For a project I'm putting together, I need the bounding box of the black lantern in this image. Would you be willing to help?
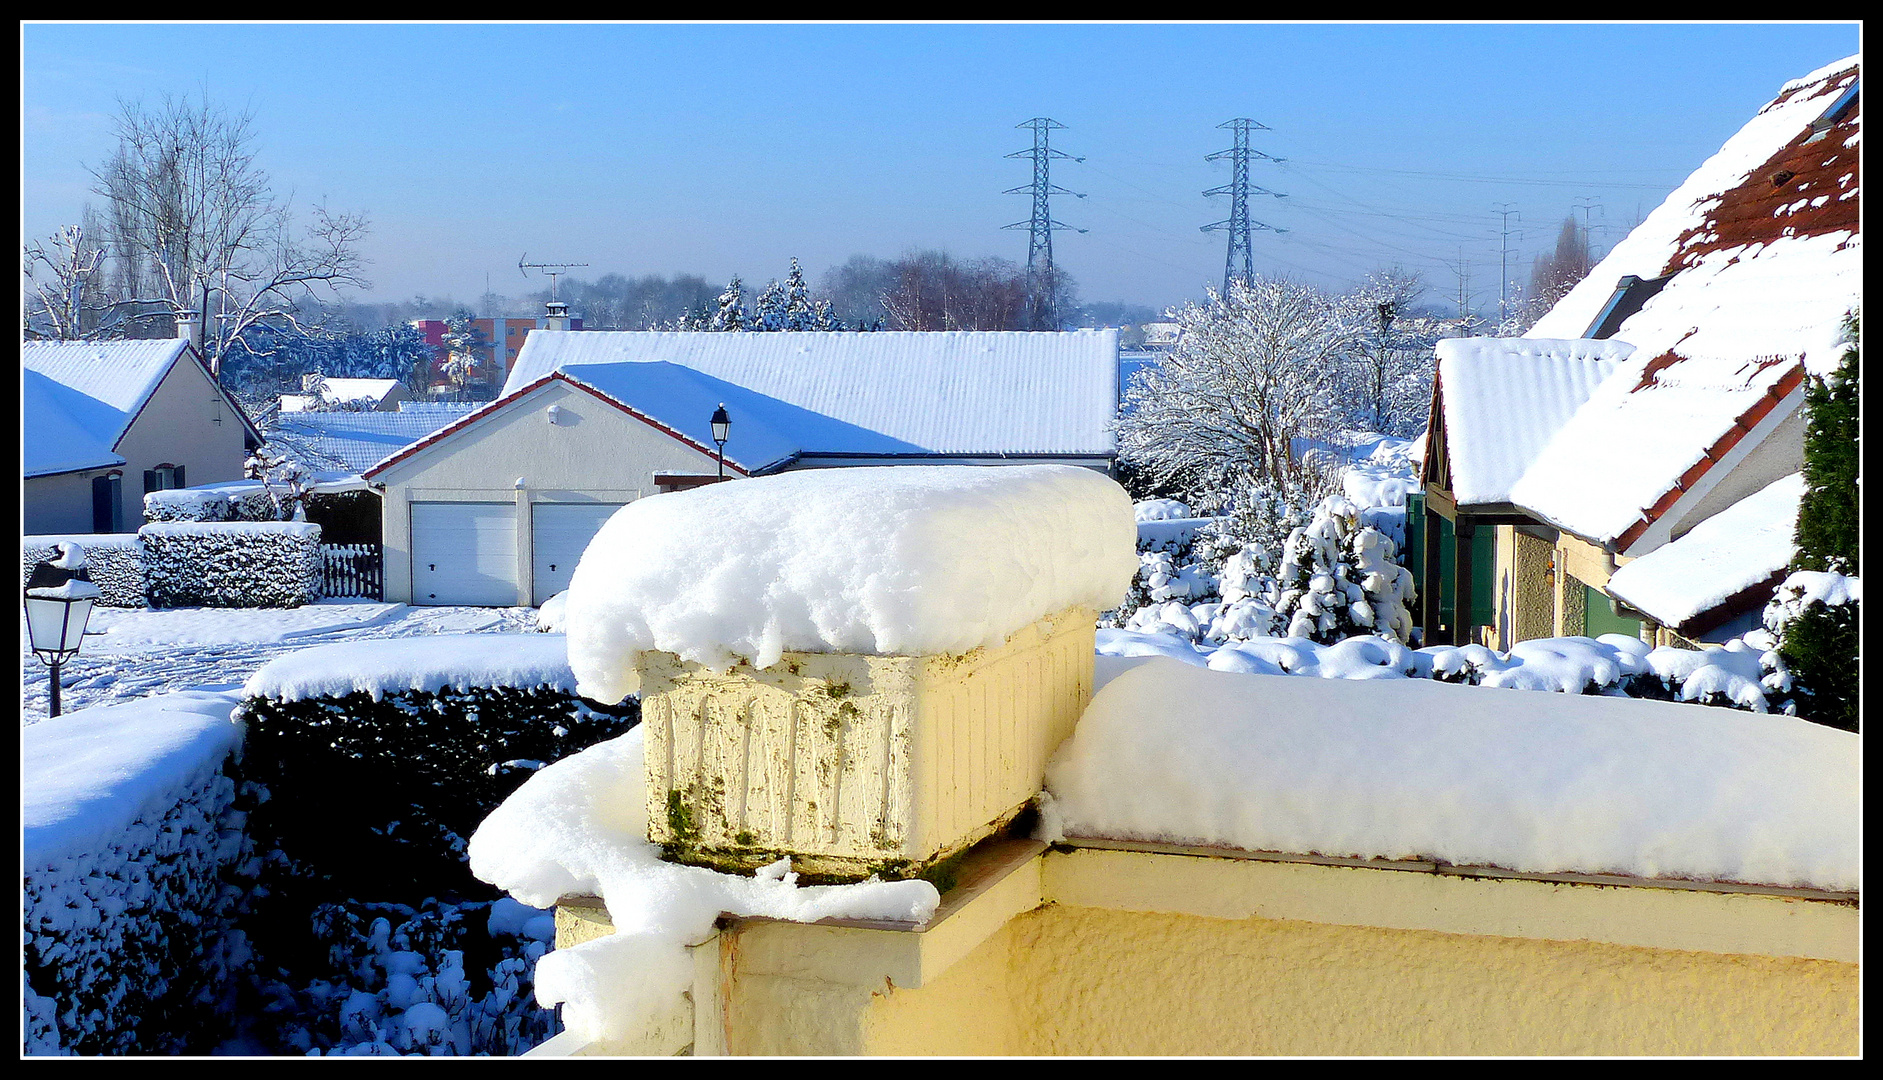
[710,403,731,479]
[24,545,98,717]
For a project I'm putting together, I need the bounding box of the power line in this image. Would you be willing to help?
[1002,117,1086,330]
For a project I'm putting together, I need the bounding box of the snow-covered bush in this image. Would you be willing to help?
[254,897,558,1056]
[23,692,255,1055]
[23,534,145,608]
[1764,571,1859,730]
[1273,496,1414,644]
[139,521,322,608]
[231,637,639,1056]
[143,481,280,524]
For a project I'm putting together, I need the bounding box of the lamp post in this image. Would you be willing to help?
[711,403,731,479]
[24,544,99,717]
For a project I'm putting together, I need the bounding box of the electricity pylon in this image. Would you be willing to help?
[1003,118,1085,330]
[1201,118,1287,295]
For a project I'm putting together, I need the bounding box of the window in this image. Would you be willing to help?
[91,473,123,533]
[144,464,184,493]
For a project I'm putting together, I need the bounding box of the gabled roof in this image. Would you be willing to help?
[269,403,479,474]
[1513,56,1857,551]
[559,362,923,473]
[1604,472,1803,635]
[1430,338,1632,507]
[502,329,1120,456]
[22,337,262,477]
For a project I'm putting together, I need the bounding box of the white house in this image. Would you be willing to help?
[279,377,413,413]
[23,328,262,535]
[361,330,1121,606]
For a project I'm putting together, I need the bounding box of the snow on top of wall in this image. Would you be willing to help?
[469,725,939,1049]
[504,330,1120,456]
[1043,659,1858,892]
[1434,338,1631,505]
[1605,473,1804,629]
[560,361,923,472]
[23,690,244,869]
[140,520,323,538]
[564,465,1137,702]
[243,633,579,702]
[1508,350,1802,548]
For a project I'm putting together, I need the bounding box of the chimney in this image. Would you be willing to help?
[176,309,203,351]
[543,301,572,332]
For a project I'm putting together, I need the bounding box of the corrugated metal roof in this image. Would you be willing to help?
[21,339,192,471]
[268,405,479,473]
[503,330,1120,456]
[1434,338,1631,506]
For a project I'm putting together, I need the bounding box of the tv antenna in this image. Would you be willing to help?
[518,254,589,302]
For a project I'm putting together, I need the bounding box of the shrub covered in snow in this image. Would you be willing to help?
[22,534,146,608]
[23,692,255,1055]
[1273,497,1415,644]
[231,636,639,1056]
[142,481,280,524]
[1766,571,1860,731]
[139,521,323,608]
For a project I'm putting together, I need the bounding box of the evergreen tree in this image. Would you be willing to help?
[809,298,844,332]
[782,258,816,331]
[709,277,748,332]
[1774,311,1860,731]
[1273,496,1416,644]
[753,279,788,331]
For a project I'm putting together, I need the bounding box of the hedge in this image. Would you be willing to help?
[139,521,323,608]
[22,535,146,608]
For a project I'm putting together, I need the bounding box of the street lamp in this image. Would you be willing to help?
[711,403,731,479]
[24,544,99,717]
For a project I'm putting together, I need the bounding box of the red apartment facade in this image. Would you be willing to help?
[410,311,583,399]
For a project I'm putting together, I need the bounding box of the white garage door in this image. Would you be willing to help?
[531,502,626,605]
[411,502,518,606]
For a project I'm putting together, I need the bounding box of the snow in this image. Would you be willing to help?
[1774,570,1861,609]
[1510,351,1804,547]
[27,578,101,600]
[1134,498,1193,522]
[23,339,191,477]
[269,405,478,473]
[1043,658,1858,891]
[22,690,244,869]
[139,520,324,540]
[469,726,940,1049]
[1434,337,1630,505]
[86,600,401,649]
[503,329,1120,457]
[1605,473,1804,628]
[243,633,580,703]
[564,465,1136,702]
[556,362,923,473]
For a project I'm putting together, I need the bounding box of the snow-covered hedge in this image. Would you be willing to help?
[236,635,639,898]
[139,521,322,609]
[143,481,279,524]
[22,534,145,608]
[23,692,254,1055]
[232,636,638,1055]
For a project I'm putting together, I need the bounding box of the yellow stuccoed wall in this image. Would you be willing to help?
[854,902,1857,1056]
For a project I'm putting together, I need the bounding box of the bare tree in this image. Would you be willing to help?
[88,91,369,371]
[21,222,117,340]
[1338,267,1442,438]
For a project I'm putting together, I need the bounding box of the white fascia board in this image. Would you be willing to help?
[1621,388,1805,560]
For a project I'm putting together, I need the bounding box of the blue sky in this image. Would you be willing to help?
[22,22,1861,315]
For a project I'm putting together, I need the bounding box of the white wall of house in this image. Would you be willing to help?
[1660,403,1805,546]
[112,357,252,528]
[371,380,729,605]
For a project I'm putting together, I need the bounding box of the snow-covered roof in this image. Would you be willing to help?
[22,339,193,478]
[503,330,1120,457]
[1045,659,1858,892]
[1432,337,1632,506]
[1605,473,1804,632]
[1515,57,1858,549]
[268,404,479,473]
[559,362,924,473]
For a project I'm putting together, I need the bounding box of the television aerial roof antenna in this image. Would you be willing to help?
[518,254,590,303]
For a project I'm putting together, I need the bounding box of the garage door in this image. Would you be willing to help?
[411,502,518,606]
[531,502,626,605]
